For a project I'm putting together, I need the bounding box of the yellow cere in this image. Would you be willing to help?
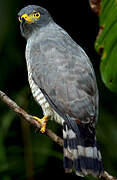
[18,12,40,23]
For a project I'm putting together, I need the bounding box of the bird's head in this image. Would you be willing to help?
[18,5,53,39]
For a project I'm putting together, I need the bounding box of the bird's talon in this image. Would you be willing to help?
[40,122,47,133]
[33,115,48,133]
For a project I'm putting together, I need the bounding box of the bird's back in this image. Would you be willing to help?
[26,21,98,127]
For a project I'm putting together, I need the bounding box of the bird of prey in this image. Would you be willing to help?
[18,5,104,177]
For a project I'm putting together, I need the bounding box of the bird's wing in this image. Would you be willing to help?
[30,31,98,133]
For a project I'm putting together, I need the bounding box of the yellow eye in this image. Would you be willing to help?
[33,12,40,19]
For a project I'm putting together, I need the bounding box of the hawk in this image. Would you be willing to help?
[18,5,104,177]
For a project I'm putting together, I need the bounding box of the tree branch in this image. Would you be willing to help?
[0,90,63,147]
[0,90,116,180]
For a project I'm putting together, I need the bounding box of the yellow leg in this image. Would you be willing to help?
[33,115,48,133]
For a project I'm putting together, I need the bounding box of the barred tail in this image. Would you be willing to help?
[63,122,104,177]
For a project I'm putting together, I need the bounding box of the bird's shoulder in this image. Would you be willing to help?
[27,22,97,97]
[27,22,93,70]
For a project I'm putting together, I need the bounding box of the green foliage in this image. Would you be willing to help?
[95,0,117,93]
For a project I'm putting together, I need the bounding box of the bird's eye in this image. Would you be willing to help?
[33,12,40,19]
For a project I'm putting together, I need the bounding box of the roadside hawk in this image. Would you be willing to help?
[18,5,104,177]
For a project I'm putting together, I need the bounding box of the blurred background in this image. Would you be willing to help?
[0,0,117,180]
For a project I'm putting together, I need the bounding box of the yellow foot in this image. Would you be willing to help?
[33,115,48,133]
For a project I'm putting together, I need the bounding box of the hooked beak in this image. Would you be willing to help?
[18,14,34,23]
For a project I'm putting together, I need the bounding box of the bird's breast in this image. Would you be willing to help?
[25,43,64,125]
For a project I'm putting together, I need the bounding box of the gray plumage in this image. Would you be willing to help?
[18,5,104,177]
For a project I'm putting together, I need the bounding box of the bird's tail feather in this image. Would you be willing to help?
[63,122,104,177]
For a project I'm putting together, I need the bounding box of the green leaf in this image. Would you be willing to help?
[95,0,117,93]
